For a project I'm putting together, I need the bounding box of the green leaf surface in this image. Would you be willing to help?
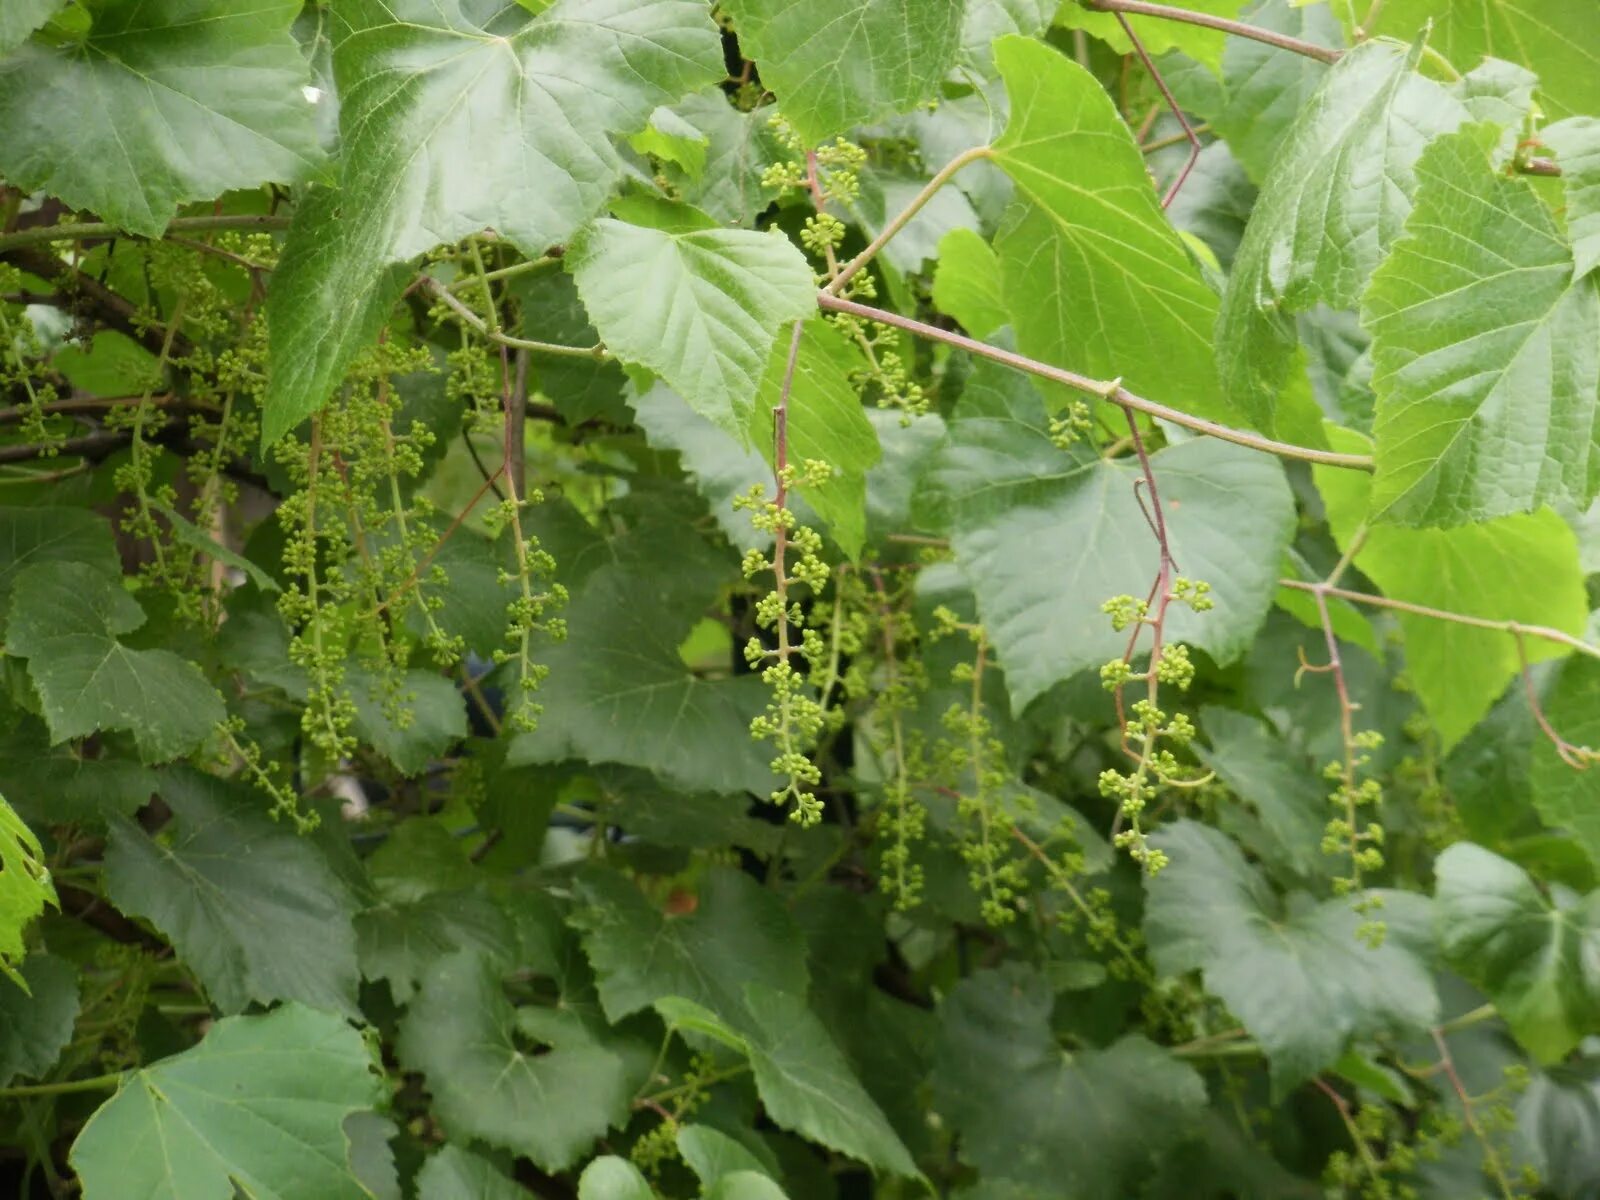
[932,965,1207,1198]
[0,954,76,1086]
[1530,657,1600,872]
[1195,706,1328,880]
[1435,842,1600,1062]
[1056,0,1246,73]
[578,1158,655,1200]
[5,563,225,763]
[104,770,361,1017]
[655,91,787,228]
[960,0,1056,74]
[705,1175,788,1200]
[568,204,815,439]
[719,0,964,145]
[1314,427,1587,748]
[1365,125,1600,526]
[347,666,468,777]
[1145,820,1439,1091]
[1361,0,1600,120]
[0,794,55,985]
[925,359,1295,709]
[1544,117,1600,281]
[0,0,322,237]
[0,507,120,638]
[263,0,722,442]
[0,0,62,53]
[396,949,643,1173]
[1519,1060,1600,1196]
[678,1125,776,1190]
[990,36,1232,424]
[69,1004,381,1200]
[746,319,881,558]
[416,1146,536,1200]
[930,228,1008,339]
[356,887,515,1004]
[1218,40,1467,431]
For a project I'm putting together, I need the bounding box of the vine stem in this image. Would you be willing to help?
[815,292,1373,469]
[424,277,603,359]
[1431,1027,1517,1200]
[0,1073,124,1099]
[1085,0,1343,63]
[1112,12,1201,207]
[826,145,995,294]
[1279,579,1600,663]
[0,214,290,254]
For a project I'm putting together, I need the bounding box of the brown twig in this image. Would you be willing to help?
[1113,12,1201,207]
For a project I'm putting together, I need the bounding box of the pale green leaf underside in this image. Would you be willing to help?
[0,0,322,237]
[1218,40,1467,432]
[720,0,964,145]
[70,1005,379,1200]
[263,0,722,443]
[1146,821,1439,1091]
[416,1145,537,1200]
[991,36,1233,425]
[1367,125,1600,526]
[1435,842,1600,1062]
[569,215,816,440]
[0,796,55,987]
[5,562,224,762]
[105,770,362,1017]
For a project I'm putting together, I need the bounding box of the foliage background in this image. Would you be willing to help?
[1,0,1600,1197]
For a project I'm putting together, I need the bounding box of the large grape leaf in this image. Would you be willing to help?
[1217,40,1467,432]
[104,769,361,1017]
[1365,125,1600,527]
[1543,117,1600,280]
[989,35,1233,424]
[0,508,119,631]
[0,793,54,986]
[931,965,1206,1198]
[69,1004,382,1200]
[1360,0,1600,120]
[719,0,963,146]
[1435,842,1600,1062]
[1194,706,1327,881]
[1530,658,1600,873]
[567,199,815,440]
[5,562,225,763]
[1145,821,1439,1092]
[1314,427,1587,749]
[571,867,915,1176]
[396,949,646,1173]
[0,0,322,238]
[263,0,723,443]
[0,954,76,1086]
[416,1146,536,1200]
[922,359,1295,710]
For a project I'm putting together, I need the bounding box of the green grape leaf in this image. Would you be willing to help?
[396,949,645,1173]
[1218,40,1467,432]
[1207,0,1343,184]
[632,106,710,177]
[104,769,361,1017]
[356,888,516,1005]
[0,507,120,638]
[0,793,55,985]
[1519,1061,1600,1195]
[924,359,1295,710]
[706,1175,789,1200]
[1057,0,1253,73]
[0,0,62,53]
[508,272,629,426]
[506,500,776,796]
[1360,0,1600,120]
[568,202,816,439]
[990,36,1233,424]
[416,1146,537,1200]
[1530,658,1600,872]
[347,666,468,778]
[1434,842,1600,1062]
[932,965,1207,1198]
[1145,821,1440,1092]
[69,1004,382,1200]
[572,867,914,1176]
[746,319,881,559]
[719,0,964,146]
[678,1126,777,1190]
[931,228,1008,339]
[262,0,723,443]
[1314,427,1587,749]
[5,562,225,763]
[0,954,77,1086]
[1195,706,1328,881]
[655,91,787,228]
[960,0,1057,74]
[0,0,322,238]
[578,1158,655,1200]
[1365,125,1600,526]
[1544,117,1600,280]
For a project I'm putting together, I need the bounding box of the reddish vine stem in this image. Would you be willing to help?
[1430,1028,1516,1200]
[1086,0,1343,64]
[1312,586,1367,887]
[1113,12,1202,207]
[771,321,806,668]
[816,292,1374,469]
[1113,409,1176,756]
[1513,628,1597,769]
